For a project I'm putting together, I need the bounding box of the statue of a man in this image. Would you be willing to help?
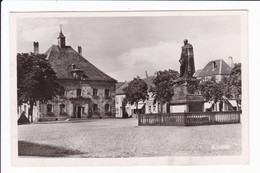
[179,39,195,78]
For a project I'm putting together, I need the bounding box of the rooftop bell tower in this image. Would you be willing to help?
[57,25,66,48]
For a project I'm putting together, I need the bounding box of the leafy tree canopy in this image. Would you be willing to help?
[151,69,179,104]
[123,76,148,105]
[17,53,61,107]
[198,77,226,103]
[225,63,242,110]
[197,63,242,111]
[226,63,241,99]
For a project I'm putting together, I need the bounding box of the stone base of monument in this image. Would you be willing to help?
[169,77,205,112]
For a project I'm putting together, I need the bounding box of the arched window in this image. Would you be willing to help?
[47,104,52,113]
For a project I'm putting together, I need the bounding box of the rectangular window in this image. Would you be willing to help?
[93,104,98,111]
[149,106,152,112]
[105,104,110,112]
[93,88,98,96]
[60,104,65,114]
[61,87,65,96]
[153,105,156,111]
[105,89,109,96]
[47,104,52,113]
[77,89,81,96]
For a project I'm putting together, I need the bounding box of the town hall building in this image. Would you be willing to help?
[22,28,117,121]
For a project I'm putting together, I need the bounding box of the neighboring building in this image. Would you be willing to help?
[193,69,202,78]
[195,59,239,112]
[19,28,117,122]
[203,99,239,112]
[115,82,129,118]
[195,59,231,82]
[115,76,167,118]
[142,76,160,114]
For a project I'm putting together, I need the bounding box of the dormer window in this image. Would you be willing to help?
[71,65,83,80]
[71,64,76,69]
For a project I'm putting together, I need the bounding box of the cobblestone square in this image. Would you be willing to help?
[18,118,241,157]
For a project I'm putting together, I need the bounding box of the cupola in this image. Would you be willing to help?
[57,25,66,48]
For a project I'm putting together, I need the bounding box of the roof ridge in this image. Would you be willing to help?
[46,45,117,82]
[69,47,117,82]
[45,45,54,59]
[197,59,231,77]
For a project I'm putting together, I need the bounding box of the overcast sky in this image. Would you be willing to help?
[17,15,241,82]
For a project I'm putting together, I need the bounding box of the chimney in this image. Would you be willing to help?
[78,46,82,56]
[33,42,39,54]
[145,71,148,78]
[229,56,234,68]
[219,59,223,75]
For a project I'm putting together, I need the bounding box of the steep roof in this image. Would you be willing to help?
[57,32,65,38]
[194,69,202,77]
[197,59,231,77]
[116,76,155,95]
[116,82,125,90]
[45,45,117,82]
[116,81,130,95]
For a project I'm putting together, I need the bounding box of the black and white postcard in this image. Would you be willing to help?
[8,10,248,167]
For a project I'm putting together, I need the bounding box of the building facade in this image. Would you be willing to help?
[195,59,239,112]
[115,76,167,118]
[21,29,117,121]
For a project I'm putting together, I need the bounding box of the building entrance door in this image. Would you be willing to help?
[77,106,82,118]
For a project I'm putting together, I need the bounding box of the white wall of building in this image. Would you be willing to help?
[170,105,187,113]
[115,94,126,118]
[145,92,159,114]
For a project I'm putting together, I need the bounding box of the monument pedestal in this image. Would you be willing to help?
[170,77,204,112]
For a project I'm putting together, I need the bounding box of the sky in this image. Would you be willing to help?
[17,15,241,82]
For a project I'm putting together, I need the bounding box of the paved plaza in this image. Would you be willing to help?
[18,118,241,157]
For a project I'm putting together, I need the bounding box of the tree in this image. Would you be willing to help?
[17,53,61,122]
[151,69,179,113]
[198,77,226,111]
[226,63,242,111]
[123,77,148,116]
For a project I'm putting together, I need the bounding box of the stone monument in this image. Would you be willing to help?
[170,39,204,112]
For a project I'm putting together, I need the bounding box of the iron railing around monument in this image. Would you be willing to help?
[138,111,241,126]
